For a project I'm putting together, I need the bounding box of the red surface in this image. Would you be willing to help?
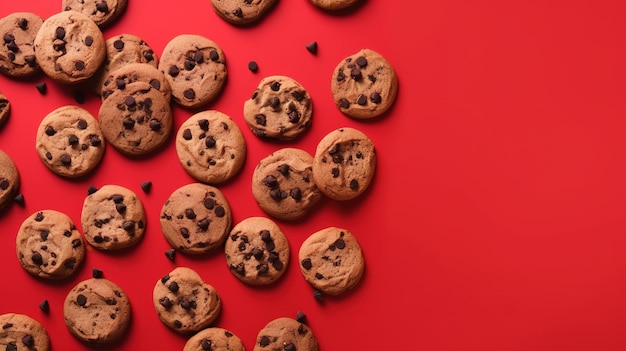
[2,1,626,350]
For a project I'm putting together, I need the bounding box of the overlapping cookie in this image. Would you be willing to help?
[0,313,50,351]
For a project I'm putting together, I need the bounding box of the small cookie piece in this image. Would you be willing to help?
[101,62,170,101]
[98,81,173,156]
[0,149,20,210]
[225,216,290,286]
[210,0,278,26]
[16,210,86,280]
[153,267,222,334]
[243,75,313,141]
[183,327,245,351]
[35,105,105,178]
[0,91,9,127]
[175,110,246,185]
[309,0,361,11]
[81,184,146,251]
[34,11,105,84]
[253,317,318,351]
[61,0,128,28]
[251,148,322,221]
[63,277,131,344]
[0,313,50,351]
[312,127,376,201]
[158,34,227,109]
[160,183,232,255]
[299,227,365,296]
[0,12,43,78]
[331,48,398,119]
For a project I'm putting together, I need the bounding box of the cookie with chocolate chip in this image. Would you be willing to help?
[251,148,322,221]
[253,317,318,351]
[0,91,10,127]
[63,277,131,344]
[225,216,290,286]
[33,10,105,84]
[35,105,105,178]
[210,0,278,26]
[16,209,86,280]
[331,48,398,119]
[0,313,50,351]
[243,75,313,141]
[81,184,146,251]
[158,34,227,109]
[160,183,232,255]
[183,327,245,351]
[175,110,246,185]
[309,0,362,11]
[312,127,376,201]
[101,62,170,101]
[299,227,365,296]
[0,12,43,78]
[153,267,222,334]
[62,0,128,28]
[0,149,20,210]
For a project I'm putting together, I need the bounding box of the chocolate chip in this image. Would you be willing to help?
[351,67,362,80]
[270,81,281,91]
[182,129,192,140]
[306,41,318,54]
[233,7,243,17]
[350,179,359,190]
[39,300,49,313]
[45,126,55,136]
[123,117,135,129]
[290,188,302,201]
[40,230,49,241]
[115,203,126,214]
[168,282,179,292]
[144,50,154,61]
[0,180,8,190]
[87,184,98,195]
[75,60,85,71]
[288,110,300,123]
[96,1,109,12]
[184,59,196,70]
[92,268,103,278]
[301,258,312,270]
[198,218,209,230]
[13,193,25,207]
[200,339,212,350]
[357,94,367,105]
[141,181,152,193]
[296,311,307,324]
[183,89,195,100]
[60,154,72,166]
[356,56,368,67]
[263,175,278,188]
[55,27,65,40]
[72,239,82,248]
[168,65,179,77]
[277,164,290,175]
[338,98,350,108]
[77,119,88,129]
[84,36,93,46]
[5,343,15,351]
[248,61,258,72]
[68,134,79,145]
[215,206,225,217]
[198,119,209,131]
[113,39,124,51]
[31,252,43,265]
[90,135,102,147]
[159,297,173,308]
[255,114,266,126]
[204,135,216,148]
[268,96,280,109]
[332,168,339,177]
[284,343,296,351]
[24,55,36,67]
[180,228,190,238]
[259,336,270,347]
[22,335,34,347]
[164,248,176,261]
[76,294,87,306]
[122,221,135,232]
[313,290,324,302]
[203,198,215,209]
[209,49,219,61]
[149,119,162,131]
[185,209,196,219]
[17,18,28,30]
[371,92,382,104]
[35,82,47,95]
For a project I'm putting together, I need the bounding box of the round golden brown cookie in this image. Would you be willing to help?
[100,62,170,101]
[98,81,173,156]
[63,277,131,345]
[183,327,245,351]
[153,267,222,334]
[253,317,318,351]
[309,0,361,10]
[16,210,85,280]
[158,34,227,109]
[225,216,290,286]
[251,148,322,221]
[0,149,20,210]
[312,127,376,201]
[81,184,146,251]
[331,48,398,119]
[91,34,159,96]
[0,12,43,78]
[33,11,105,85]
[35,105,105,178]
[0,313,50,351]
[0,91,10,128]
[210,0,278,26]
[243,75,313,141]
[298,227,365,296]
[61,0,128,28]
[160,183,232,255]
[175,110,246,185]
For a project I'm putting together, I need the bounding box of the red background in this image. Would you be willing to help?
[2,0,626,350]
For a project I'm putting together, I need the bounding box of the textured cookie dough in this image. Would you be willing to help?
[0,12,43,78]
[33,10,106,84]
[81,184,146,251]
[35,105,105,178]
[62,0,128,28]
[63,277,131,344]
[253,317,318,351]
[0,91,10,127]
[0,149,20,210]
[176,110,246,185]
[312,127,376,201]
[225,216,290,286]
[210,0,278,26]
[160,183,232,255]
[183,327,245,351]
[153,267,222,334]
[16,209,85,280]
[0,313,50,351]
[243,75,313,141]
[331,48,398,119]
[251,148,322,221]
[309,0,361,10]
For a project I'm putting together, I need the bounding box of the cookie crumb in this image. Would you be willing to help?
[305,41,318,55]
[248,61,258,73]
[164,248,176,261]
[38,299,49,313]
[13,193,25,207]
[87,184,98,195]
[140,181,152,194]
[296,311,308,324]
[92,267,104,278]
[35,82,47,95]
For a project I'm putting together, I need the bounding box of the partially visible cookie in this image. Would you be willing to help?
[35,105,105,178]
[16,209,86,280]
[61,0,128,28]
[331,48,398,119]
[309,0,361,11]
[0,91,10,127]
[210,0,278,26]
[251,148,322,221]
[33,11,106,84]
[312,127,376,201]
[81,184,146,251]
[153,267,222,334]
[101,62,170,101]
[175,110,246,185]
[0,313,50,351]
[63,277,132,344]
[0,149,20,210]
[225,216,290,286]
[183,327,245,351]
[298,227,365,296]
[158,34,227,109]
[253,317,318,351]
[243,75,313,141]
[0,12,43,78]
[160,183,232,255]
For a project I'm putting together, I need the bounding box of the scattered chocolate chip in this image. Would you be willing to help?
[13,193,25,207]
[268,96,280,108]
[215,206,225,217]
[44,126,56,136]
[68,134,79,145]
[248,60,258,72]
[164,248,176,261]
[255,114,266,126]
[140,181,152,194]
[39,300,49,313]
[87,184,98,195]
[351,67,362,80]
[92,268,103,278]
[296,311,307,324]
[313,290,324,302]
[115,203,127,214]
[305,41,318,54]
[73,91,85,104]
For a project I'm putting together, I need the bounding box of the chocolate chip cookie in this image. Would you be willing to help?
[309,0,362,11]
[253,317,318,351]
[183,327,245,351]
[0,149,20,210]
[0,91,10,128]
[100,62,170,101]
[0,313,50,351]
[210,0,278,26]
[62,0,128,28]
[0,12,43,78]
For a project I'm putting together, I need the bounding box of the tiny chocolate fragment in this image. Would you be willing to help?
[248,61,258,72]
[87,184,98,195]
[39,299,50,313]
[140,181,152,194]
[13,193,25,207]
[35,82,47,95]
[164,248,176,261]
[92,268,104,278]
[305,41,318,55]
